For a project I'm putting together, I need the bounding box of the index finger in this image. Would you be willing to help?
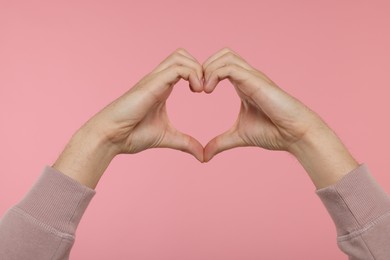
[202,47,241,70]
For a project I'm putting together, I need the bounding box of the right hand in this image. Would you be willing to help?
[80,48,205,162]
[202,48,328,162]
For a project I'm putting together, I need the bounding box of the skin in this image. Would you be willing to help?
[201,48,359,189]
[52,48,359,190]
[52,48,205,188]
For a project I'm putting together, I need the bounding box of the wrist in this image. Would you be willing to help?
[287,122,359,189]
[287,120,332,158]
[77,122,121,158]
[52,125,118,189]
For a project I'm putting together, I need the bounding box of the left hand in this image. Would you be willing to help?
[201,48,326,162]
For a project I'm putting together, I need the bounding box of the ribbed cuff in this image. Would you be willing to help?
[15,165,96,235]
[316,163,390,236]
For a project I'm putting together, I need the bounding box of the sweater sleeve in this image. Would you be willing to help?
[0,165,96,260]
[316,163,390,260]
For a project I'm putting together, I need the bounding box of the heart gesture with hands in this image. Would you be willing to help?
[3,46,376,260]
[54,47,358,189]
[82,47,326,162]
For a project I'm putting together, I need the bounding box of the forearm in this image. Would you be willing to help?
[315,164,390,259]
[288,121,359,189]
[0,122,116,259]
[289,121,390,259]
[0,117,120,260]
[52,122,119,189]
[0,165,96,259]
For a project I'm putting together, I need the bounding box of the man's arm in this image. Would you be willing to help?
[0,48,204,259]
[289,121,390,259]
[0,127,109,260]
[315,163,390,259]
[0,168,96,259]
[201,48,390,259]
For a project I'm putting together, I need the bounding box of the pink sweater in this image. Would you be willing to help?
[0,164,389,259]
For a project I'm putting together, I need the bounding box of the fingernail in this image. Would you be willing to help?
[204,77,209,88]
[197,77,203,88]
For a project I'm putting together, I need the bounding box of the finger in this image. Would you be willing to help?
[176,48,200,63]
[178,49,204,83]
[158,127,204,162]
[202,47,241,70]
[161,64,203,92]
[203,51,255,85]
[203,63,253,94]
[144,64,203,99]
[203,128,245,162]
[151,49,203,84]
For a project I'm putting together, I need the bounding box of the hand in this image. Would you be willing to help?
[53,49,206,188]
[83,48,205,162]
[202,48,358,189]
[202,48,325,162]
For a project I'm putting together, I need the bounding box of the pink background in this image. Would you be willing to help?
[1,0,390,259]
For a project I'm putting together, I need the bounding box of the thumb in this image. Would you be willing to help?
[203,128,245,162]
[158,127,204,163]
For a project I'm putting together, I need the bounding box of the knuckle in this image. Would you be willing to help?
[224,64,240,78]
[224,51,236,59]
[172,66,182,77]
[174,63,184,70]
[164,64,181,77]
[225,63,237,72]
[171,52,183,61]
[222,47,233,53]
[175,47,187,54]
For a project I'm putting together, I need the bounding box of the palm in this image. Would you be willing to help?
[121,102,171,154]
[234,78,321,152]
[92,71,203,162]
[203,78,317,162]
[234,87,286,151]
